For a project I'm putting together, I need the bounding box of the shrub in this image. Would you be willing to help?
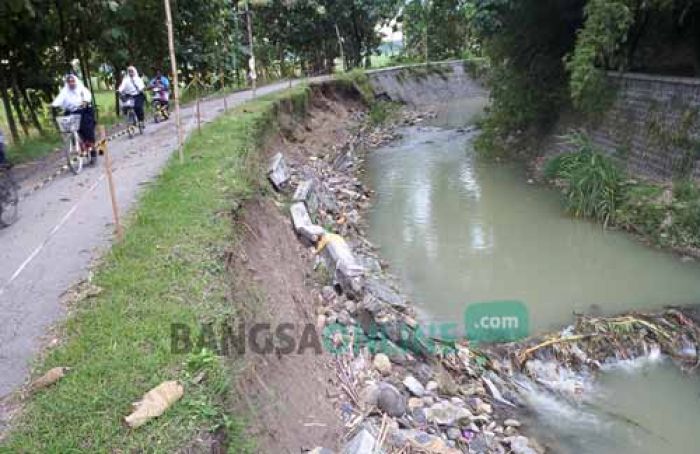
[546,132,623,226]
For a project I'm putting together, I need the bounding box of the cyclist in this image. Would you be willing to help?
[0,129,8,168]
[51,74,96,162]
[118,66,146,128]
[148,68,170,110]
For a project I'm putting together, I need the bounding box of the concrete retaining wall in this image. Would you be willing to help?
[366,60,487,106]
[543,72,700,181]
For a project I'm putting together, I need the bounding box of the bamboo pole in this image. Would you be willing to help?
[221,70,228,111]
[195,76,201,133]
[164,0,184,163]
[245,0,256,97]
[99,126,123,240]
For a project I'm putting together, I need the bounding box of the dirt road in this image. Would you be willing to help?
[0,80,309,398]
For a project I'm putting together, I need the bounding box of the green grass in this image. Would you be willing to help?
[2,84,312,453]
[6,133,61,165]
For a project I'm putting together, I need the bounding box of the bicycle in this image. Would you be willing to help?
[0,166,19,228]
[151,87,170,123]
[56,113,93,174]
[119,93,144,138]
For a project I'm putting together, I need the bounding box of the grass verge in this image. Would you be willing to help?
[2,84,312,452]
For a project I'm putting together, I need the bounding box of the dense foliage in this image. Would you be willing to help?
[468,0,700,154]
[0,0,402,144]
[546,132,700,249]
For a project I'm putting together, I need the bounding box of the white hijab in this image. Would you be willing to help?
[51,74,92,111]
[119,66,146,94]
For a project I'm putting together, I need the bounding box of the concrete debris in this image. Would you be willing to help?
[293,179,319,214]
[268,152,290,190]
[269,105,542,453]
[343,428,384,454]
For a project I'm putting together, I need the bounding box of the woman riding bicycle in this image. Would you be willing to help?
[51,74,96,162]
[118,66,146,128]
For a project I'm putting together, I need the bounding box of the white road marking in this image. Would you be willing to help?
[0,174,105,297]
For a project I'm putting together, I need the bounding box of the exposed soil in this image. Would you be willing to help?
[227,86,365,452]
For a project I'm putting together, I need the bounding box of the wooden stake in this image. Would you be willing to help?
[164,0,184,163]
[195,79,201,133]
[100,126,123,240]
[245,0,256,97]
[221,70,227,111]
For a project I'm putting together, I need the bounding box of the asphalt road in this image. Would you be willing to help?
[0,79,306,398]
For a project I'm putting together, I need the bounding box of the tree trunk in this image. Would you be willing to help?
[1,73,20,143]
[21,88,44,135]
[10,70,30,137]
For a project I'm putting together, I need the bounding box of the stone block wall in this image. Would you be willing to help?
[544,72,700,181]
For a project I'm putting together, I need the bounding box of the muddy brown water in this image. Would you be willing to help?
[366,97,700,453]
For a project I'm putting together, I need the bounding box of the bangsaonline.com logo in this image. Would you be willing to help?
[170,300,529,356]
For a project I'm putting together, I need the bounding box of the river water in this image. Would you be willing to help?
[365,98,700,453]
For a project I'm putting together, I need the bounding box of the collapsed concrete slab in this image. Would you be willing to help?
[289,202,324,243]
[292,179,319,214]
[268,152,290,190]
[317,233,364,299]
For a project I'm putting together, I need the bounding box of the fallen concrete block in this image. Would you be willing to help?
[317,233,364,298]
[292,179,319,214]
[290,202,312,231]
[343,428,384,454]
[365,278,407,310]
[290,202,325,244]
[268,152,289,190]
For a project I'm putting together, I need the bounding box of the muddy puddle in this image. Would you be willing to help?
[365,97,700,453]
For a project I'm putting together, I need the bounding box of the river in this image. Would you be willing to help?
[365,98,700,453]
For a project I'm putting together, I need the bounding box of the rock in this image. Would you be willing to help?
[504,419,521,428]
[377,383,406,417]
[365,278,406,309]
[360,384,381,407]
[343,428,382,454]
[422,396,435,406]
[308,448,334,454]
[293,179,319,214]
[389,429,461,454]
[426,380,439,393]
[425,401,473,426]
[337,310,352,326]
[408,397,423,411]
[373,353,392,375]
[446,427,461,441]
[403,376,426,397]
[268,152,290,190]
[505,436,536,454]
[321,286,337,303]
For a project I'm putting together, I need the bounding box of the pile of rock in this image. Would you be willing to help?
[268,108,541,454]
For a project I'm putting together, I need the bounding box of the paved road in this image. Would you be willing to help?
[0,79,306,398]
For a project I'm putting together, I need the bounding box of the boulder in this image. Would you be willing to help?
[293,179,320,214]
[377,383,406,417]
[318,233,364,298]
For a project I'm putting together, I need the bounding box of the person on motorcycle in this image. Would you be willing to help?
[148,69,170,108]
[118,66,146,127]
[51,73,96,161]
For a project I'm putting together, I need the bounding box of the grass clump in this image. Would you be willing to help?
[2,85,311,453]
[545,131,700,250]
[545,132,623,226]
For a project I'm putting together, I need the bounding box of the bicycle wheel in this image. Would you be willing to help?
[0,173,19,227]
[66,133,84,175]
